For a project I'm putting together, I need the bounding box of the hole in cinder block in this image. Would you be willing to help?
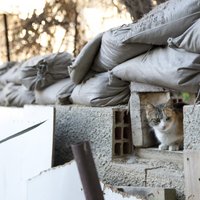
[172,98,183,104]
[115,127,122,140]
[178,99,183,103]
[115,111,122,123]
[123,127,131,139]
[172,99,177,104]
[123,112,130,124]
[123,142,131,154]
[115,143,121,156]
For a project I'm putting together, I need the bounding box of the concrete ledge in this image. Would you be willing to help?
[131,82,169,93]
[135,148,183,165]
[117,186,176,200]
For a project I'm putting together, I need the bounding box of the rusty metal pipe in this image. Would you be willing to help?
[3,14,10,62]
[71,141,104,200]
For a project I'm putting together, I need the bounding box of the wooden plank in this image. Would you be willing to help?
[184,150,200,200]
[0,106,54,200]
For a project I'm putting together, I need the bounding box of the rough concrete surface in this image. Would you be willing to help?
[184,105,200,150]
[106,157,184,200]
[54,105,185,200]
[54,105,115,165]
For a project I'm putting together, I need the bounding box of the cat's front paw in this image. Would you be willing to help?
[169,145,179,151]
[158,144,168,150]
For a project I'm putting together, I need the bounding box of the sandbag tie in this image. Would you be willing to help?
[36,59,49,79]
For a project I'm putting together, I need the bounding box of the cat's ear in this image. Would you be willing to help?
[145,103,155,111]
[165,99,174,108]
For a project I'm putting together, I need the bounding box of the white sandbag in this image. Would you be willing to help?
[70,72,130,107]
[92,0,200,71]
[112,47,200,93]
[168,18,200,53]
[124,0,200,44]
[0,61,17,75]
[68,33,103,84]
[20,52,73,90]
[0,90,6,106]
[92,29,151,72]
[2,83,35,107]
[0,62,22,86]
[35,78,75,105]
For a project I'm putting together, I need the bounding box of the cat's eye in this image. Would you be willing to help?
[166,117,171,121]
[153,118,160,124]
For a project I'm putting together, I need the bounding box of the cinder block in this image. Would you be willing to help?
[107,157,184,200]
[184,105,200,150]
[134,147,183,165]
[131,82,169,93]
[130,83,170,147]
[54,105,132,166]
[112,108,132,158]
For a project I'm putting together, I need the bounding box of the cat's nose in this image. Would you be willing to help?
[161,125,166,130]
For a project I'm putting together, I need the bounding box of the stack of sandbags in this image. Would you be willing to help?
[109,0,200,93]
[0,51,76,106]
[20,52,76,105]
[0,61,17,74]
[0,62,35,107]
[1,83,35,107]
[2,0,200,107]
[68,0,200,104]
[69,0,200,85]
[0,62,22,86]
[20,52,73,90]
[112,47,200,93]
[35,78,75,105]
[68,34,130,107]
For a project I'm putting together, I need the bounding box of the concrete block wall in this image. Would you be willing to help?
[52,86,200,200]
[54,105,114,165]
[54,104,185,200]
[54,105,131,165]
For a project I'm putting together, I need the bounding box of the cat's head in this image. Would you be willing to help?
[145,99,176,132]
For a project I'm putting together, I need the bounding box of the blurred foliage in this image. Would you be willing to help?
[171,91,195,104]
[181,92,192,103]
[2,0,168,62]
[179,92,197,104]
[9,0,84,60]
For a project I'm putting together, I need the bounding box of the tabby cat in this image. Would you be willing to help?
[145,99,184,151]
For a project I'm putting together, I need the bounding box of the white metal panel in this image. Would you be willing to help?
[27,161,142,200]
[0,106,54,200]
